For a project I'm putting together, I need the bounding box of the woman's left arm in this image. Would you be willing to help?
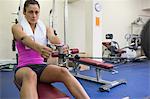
[46,26,61,44]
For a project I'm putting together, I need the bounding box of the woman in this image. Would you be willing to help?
[11,0,90,99]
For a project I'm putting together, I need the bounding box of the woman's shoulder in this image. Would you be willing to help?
[12,23,22,30]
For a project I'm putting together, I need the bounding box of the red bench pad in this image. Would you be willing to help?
[70,58,114,69]
[14,80,70,99]
[38,82,70,99]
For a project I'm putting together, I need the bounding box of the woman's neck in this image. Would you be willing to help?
[29,23,36,33]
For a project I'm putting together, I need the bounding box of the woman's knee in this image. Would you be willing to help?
[22,69,37,82]
[15,68,37,86]
[60,67,71,77]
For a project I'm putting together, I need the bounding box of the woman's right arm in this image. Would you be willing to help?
[11,24,52,59]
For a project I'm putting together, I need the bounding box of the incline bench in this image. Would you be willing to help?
[69,57,127,92]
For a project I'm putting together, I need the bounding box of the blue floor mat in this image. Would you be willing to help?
[0,60,150,99]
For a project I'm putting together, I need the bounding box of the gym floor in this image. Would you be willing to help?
[0,60,150,99]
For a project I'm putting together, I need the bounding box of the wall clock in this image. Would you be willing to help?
[95,2,101,12]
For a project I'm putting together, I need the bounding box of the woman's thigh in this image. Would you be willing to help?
[40,65,69,83]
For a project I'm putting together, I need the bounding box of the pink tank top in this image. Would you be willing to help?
[16,41,44,67]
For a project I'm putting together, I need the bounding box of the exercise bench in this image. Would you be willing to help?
[69,57,127,92]
[51,46,127,92]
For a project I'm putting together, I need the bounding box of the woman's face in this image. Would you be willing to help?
[24,4,40,25]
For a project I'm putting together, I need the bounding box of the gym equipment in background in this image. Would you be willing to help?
[125,34,141,50]
[102,34,127,63]
[141,19,150,59]
[49,0,57,36]
[51,45,127,92]
[0,60,16,72]
[102,33,147,63]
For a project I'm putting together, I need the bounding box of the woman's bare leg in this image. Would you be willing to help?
[15,67,38,99]
[40,65,90,99]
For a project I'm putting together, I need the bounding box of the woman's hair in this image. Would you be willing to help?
[23,0,40,12]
